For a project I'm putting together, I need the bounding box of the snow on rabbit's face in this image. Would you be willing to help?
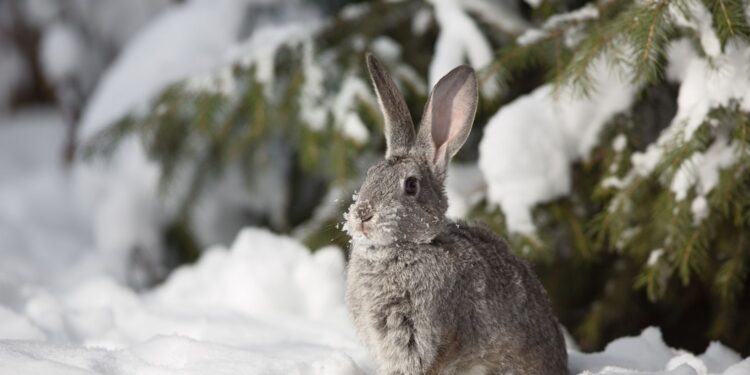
[344,156,446,246]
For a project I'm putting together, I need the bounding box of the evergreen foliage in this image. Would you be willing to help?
[85,0,750,355]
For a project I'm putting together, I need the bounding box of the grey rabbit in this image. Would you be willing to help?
[344,54,568,375]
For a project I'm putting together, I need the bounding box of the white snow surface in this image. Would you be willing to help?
[670,135,737,201]
[478,59,637,233]
[0,109,101,288]
[428,0,494,88]
[518,3,599,46]
[445,163,486,219]
[2,227,749,374]
[39,22,86,82]
[0,107,166,289]
[669,0,721,58]
[79,0,319,141]
[669,39,750,143]
[0,228,369,375]
[332,76,377,143]
[78,0,250,141]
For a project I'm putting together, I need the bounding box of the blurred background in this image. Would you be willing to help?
[1,0,749,358]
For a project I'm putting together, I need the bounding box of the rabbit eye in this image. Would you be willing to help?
[404,176,419,196]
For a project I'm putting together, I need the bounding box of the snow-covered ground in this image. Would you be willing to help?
[0,108,105,290]
[1,223,748,374]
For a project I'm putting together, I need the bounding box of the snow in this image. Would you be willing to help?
[517,4,599,47]
[701,342,744,373]
[503,5,750,230]
[39,22,85,82]
[2,227,748,374]
[524,0,543,8]
[340,3,370,20]
[370,37,402,63]
[186,20,318,97]
[22,0,172,50]
[428,0,494,88]
[0,110,163,289]
[0,111,746,371]
[20,0,60,28]
[647,249,664,266]
[445,163,486,219]
[612,135,627,152]
[670,136,737,202]
[411,8,433,35]
[518,29,548,45]
[461,0,528,34]
[544,4,599,29]
[74,0,327,146]
[478,58,637,233]
[671,40,750,142]
[25,0,173,109]
[669,0,721,58]
[0,228,369,375]
[3,1,750,373]
[0,108,103,289]
[569,327,747,375]
[234,20,319,89]
[630,37,750,186]
[78,0,249,141]
[332,76,377,143]
[67,0,323,285]
[80,141,166,286]
[299,41,328,131]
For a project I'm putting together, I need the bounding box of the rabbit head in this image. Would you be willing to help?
[345,54,478,246]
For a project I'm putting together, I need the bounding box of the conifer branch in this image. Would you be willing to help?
[716,0,734,35]
[704,0,750,47]
[642,1,669,65]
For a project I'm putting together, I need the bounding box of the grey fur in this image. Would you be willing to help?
[366,53,416,158]
[344,55,568,375]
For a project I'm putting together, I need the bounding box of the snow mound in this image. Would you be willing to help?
[478,59,636,233]
[570,327,748,375]
[78,0,248,141]
[2,228,747,374]
[0,228,369,374]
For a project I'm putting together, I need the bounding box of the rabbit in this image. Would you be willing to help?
[343,53,568,375]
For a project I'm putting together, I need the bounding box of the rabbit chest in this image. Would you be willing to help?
[346,243,462,366]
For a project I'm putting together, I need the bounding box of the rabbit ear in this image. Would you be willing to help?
[366,53,415,158]
[415,65,477,177]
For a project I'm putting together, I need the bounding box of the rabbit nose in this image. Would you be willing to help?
[356,206,373,222]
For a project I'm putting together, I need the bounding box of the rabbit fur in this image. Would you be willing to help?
[343,54,568,375]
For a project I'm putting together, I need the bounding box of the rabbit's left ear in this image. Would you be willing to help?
[366,53,416,158]
[415,65,477,178]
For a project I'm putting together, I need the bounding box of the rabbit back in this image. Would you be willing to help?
[443,222,568,374]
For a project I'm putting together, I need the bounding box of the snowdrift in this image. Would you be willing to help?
[0,228,747,375]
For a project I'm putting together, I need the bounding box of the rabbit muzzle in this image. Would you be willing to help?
[345,201,377,240]
[354,204,374,224]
